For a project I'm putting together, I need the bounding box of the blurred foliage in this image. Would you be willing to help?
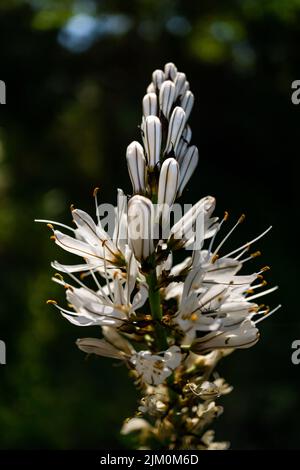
[0,0,299,449]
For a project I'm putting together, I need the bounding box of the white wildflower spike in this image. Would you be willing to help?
[180,91,194,120]
[38,62,279,450]
[164,62,177,80]
[142,93,157,117]
[159,80,176,118]
[142,116,162,169]
[131,346,181,385]
[157,157,179,226]
[152,69,165,90]
[128,195,155,262]
[126,141,146,194]
[177,145,199,196]
[165,106,186,155]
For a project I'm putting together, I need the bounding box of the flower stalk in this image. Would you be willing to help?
[146,267,168,351]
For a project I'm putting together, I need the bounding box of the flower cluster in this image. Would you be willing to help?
[37,62,280,450]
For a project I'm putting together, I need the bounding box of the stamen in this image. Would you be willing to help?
[211,214,246,260]
[255,304,282,324]
[258,266,270,274]
[93,187,101,225]
[245,280,267,294]
[234,245,250,260]
[52,263,103,301]
[246,285,278,301]
[34,219,76,233]
[240,251,261,263]
[102,242,114,301]
[207,211,229,259]
[223,226,272,259]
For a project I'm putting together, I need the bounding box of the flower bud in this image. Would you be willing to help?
[177,145,199,196]
[142,93,157,117]
[76,338,126,360]
[174,72,187,98]
[126,141,146,194]
[128,195,155,261]
[142,116,162,169]
[164,62,177,80]
[176,126,192,161]
[165,106,186,155]
[157,158,179,225]
[159,80,176,118]
[152,69,165,89]
[181,90,194,120]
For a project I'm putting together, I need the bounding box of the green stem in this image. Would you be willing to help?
[146,268,168,351]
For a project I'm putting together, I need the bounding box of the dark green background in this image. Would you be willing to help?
[0,0,298,449]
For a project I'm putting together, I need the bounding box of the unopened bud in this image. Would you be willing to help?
[158,158,179,225]
[142,116,162,169]
[126,141,146,194]
[142,93,157,117]
[152,69,165,90]
[164,62,177,80]
[159,80,176,118]
[180,90,194,120]
[128,195,155,261]
[177,146,199,196]
[165,106,186,154]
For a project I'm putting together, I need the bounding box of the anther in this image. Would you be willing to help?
[251,251,261,258]
[93,187,100,198]
[46,299,57,305]
[224,211,229,221]
[260,266,271,272]
[211,254,219,264]
[239,214,246,223]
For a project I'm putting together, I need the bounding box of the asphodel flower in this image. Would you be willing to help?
[37,62,280,451]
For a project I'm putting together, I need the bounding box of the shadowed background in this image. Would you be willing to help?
[0,0,298,449]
